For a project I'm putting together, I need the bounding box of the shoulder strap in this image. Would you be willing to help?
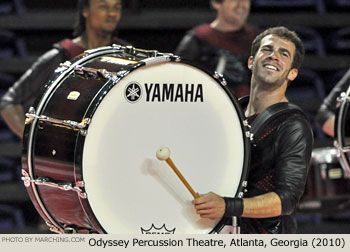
[250,102,307,140]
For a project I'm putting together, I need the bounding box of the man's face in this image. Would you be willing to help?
[84,0,122,34]
[214,0,251,27]
[248,34,298,87]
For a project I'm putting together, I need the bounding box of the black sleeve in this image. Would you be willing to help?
[315,68,350,127]
[174,30,202,60]
[0,48,65,112]
[273,116,313,215]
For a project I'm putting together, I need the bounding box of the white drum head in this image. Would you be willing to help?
[82,62,246,234]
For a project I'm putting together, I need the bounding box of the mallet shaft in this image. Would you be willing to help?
[166,157,199,199]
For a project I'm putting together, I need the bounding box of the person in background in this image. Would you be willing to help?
[175,0,258,97]
[192,27,313,234]
[315,69,350,137]
[0,0,128,138]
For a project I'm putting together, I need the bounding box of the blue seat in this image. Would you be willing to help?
[0,204,25,230]
[0,0,25,15]
[325,0,350,8]
[0,111,16,141]
[0,29,27,58]
[287,69,327,139]
[308,112,327,140]
[290,26,326,57]
[287,69,326,100]
[252,0,326,14]
[0,72,15,90]
[0,158,19,181]
[327,27,350,53]
[0,73,17,141]
[323,69,348,93]
[333,0,350,6]
[0,131,14,142]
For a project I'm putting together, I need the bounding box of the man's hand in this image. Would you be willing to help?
[0,105,25,139]
[192,192,225,220]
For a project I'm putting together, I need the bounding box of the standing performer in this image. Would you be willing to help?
[0,0,128,138]
[175,0,258,97]
[316,69,350,137]
[192,27,313,233]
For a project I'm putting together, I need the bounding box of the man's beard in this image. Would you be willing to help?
[253,64,290,89]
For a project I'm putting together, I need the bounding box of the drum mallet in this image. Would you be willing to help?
[156,147,199,199]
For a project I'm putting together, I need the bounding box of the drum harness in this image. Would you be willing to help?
[240,96,308,144]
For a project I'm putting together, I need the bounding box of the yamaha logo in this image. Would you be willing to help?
[125,82,142,103]
[125,82,204,103]
[145,83,204,102]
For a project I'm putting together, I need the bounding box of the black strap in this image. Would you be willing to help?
[250,102,307,139]
[238,96,307,142]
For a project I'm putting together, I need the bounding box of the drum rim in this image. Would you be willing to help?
[335,84,350,177]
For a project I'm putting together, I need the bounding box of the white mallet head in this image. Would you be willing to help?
[156,147,170,160]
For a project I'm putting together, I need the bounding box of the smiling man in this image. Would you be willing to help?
[192,27,313,234]
[175,0,258,98]
[0,0,128,138]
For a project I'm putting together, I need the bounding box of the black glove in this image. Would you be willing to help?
[223,197,244,217]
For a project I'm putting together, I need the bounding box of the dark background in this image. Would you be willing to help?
[0,0,350,233]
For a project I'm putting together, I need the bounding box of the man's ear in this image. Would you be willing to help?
[287,68,298,82]
[82,6,89,18]
[247,56,254,70]
[211,1,220,11]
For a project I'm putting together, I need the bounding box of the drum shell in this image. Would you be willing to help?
[22,56,131,232]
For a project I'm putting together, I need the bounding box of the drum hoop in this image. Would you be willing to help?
[74,58,251,233]
[24,45,128,233]
[335,84,350,177]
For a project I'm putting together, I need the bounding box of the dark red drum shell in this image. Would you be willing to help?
[22,53,133,233]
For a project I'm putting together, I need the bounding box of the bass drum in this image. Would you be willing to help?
[335,84,350,178]
[300,147,350,214]
[22,45,250,234]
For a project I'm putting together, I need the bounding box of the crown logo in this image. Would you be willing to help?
[141,224,176,234]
